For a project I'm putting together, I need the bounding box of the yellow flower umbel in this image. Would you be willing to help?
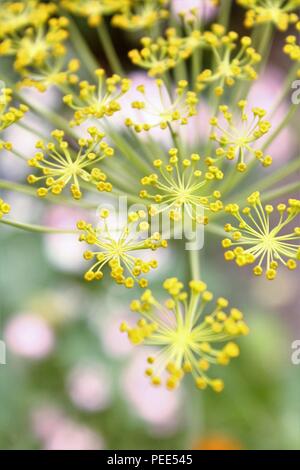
[60,0,125,27]
[237,0,299,31]
[0,198,11,219]
[63,69,131,126]
[0,16,69,73]
[125,79,198,133]
[196,31,261,96]
[111,0,169,31]
[222,192,300,280]
[140,148,224,223]
[0,1,56,40]
[0,87,29,150]
[77,209,167,288]
[209,101,272,172]
[27,127,114,199]
[121,277,249,391]
[19,58,80,92]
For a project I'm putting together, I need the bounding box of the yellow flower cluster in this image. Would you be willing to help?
[196,32,261,96]
[111,0,169,31]
[237,0,299,31]
[63,69,131,126]
[78,209,167,287]
[0,198,11,219]
[27,127,114,199]
[209,101,272,172]
[0,87,28,150]
[60,0,126,27]
[121,278,249,391]
[19,58,80,92]
[283,23,300,77]
[0,1,56,39]
[222,192,300,280]
[0,15,69,73]
[125,79,198,132]
[128,26,203,77]
[140,148,224,223]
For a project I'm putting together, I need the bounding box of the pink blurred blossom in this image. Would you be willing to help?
[32,406,105,450]
[247,66,297,162]
[100,310,134,358]
[4,313,55,359]
[66,362,112,412]
[121,349,182,435]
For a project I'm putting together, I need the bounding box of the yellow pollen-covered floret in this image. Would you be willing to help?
[78,210,167,287]
[27,127,114,199]
[126,79,198,132]
[209,101,272,171]
[237,0,299,31]
[63,68,131,126]
[140,148,224,223]
[223,191,300,279]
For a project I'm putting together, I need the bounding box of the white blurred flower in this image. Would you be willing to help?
[43,206,88,274]
[66,362,112,412]
[121,349,182,435]
[171,0,217,21]
[4,312,55,359]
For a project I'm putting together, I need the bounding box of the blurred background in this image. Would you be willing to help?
[0,0,299,450]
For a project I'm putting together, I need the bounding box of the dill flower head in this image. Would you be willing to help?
[222,192,300,280]
[63,69,131,126]
[209,101,272,172]
[0,87,28,149]
[27,127,114,199]
[77,209,167,288]
[125,79,198,133]
[19,58,80,92]
[111,0,169,31]
[0,16,69,73]
[121,277,249,391]
[140,148,224,223]
[237,0,299,31]
[0,198,11,219]
[196,29,261,96]
[0,1,57,39]
[60,0,125,27]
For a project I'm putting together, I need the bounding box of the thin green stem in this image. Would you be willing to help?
[262,105,297,152]
[189,248,201,280]
[16,93,79,140]
[0,179,97,209]
[97,21,124,75]
[218,0,232,28]
[167,122,185,159]
[0,218,78,234]
[205,222,224,237]
[260,181,300,203]
[270,62,299,117]
[68,17,99,78]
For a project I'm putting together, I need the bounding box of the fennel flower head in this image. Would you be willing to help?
[121,277,249,391]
